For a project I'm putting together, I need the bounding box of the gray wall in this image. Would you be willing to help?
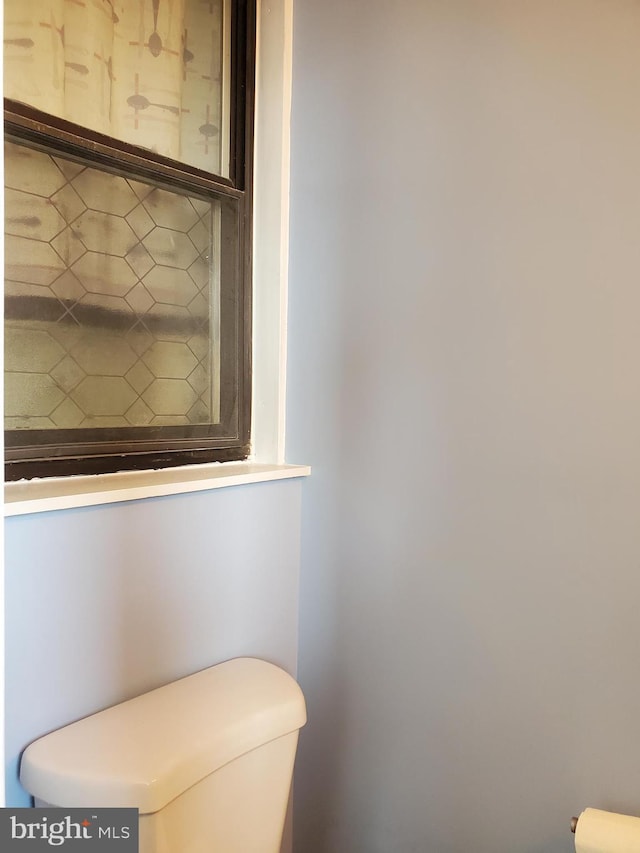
[5,480,302,807]
[287,1,640,851]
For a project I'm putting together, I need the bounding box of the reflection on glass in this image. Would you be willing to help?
[4,141,221,430]
[3,0,230,176]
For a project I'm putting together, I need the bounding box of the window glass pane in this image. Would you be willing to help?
[4,140,222,431]
[3,0,231,177]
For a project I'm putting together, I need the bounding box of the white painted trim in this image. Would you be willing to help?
[4,462,310,517]
[251,0,293,464]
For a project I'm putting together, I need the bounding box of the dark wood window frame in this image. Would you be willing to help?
[4,0,256,481]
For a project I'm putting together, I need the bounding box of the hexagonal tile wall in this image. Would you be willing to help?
[142,227,199,269]
[4,140,221,431]
[142,341,198,379]
[71,170,138,217]
[5,189,66,242]
[71,210,138,257]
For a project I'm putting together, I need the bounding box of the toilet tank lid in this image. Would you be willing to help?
[20,658,306,815]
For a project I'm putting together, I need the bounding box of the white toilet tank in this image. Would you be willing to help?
[20,658,307,853]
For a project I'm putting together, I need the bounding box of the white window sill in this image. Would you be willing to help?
[4,461,311,517]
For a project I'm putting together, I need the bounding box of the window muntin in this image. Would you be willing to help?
[4,0,255,480]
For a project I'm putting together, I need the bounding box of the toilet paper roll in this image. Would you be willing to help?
[575,808,640,853]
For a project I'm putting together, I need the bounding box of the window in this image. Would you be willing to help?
[4,0,255,480]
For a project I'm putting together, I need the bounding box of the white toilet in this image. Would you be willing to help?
[20,657,307,852]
